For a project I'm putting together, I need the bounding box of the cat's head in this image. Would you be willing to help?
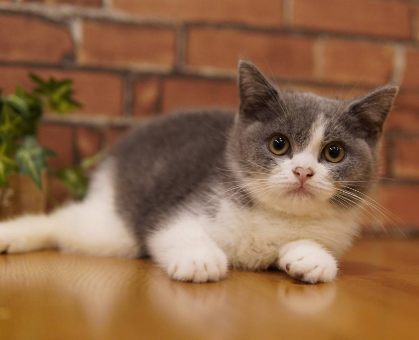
[227,60,397,216]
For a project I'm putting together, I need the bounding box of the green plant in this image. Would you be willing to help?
[0,74,101,201]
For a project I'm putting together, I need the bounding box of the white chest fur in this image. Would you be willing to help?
[205,199,360,270]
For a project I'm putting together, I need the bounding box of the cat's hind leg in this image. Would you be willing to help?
[0,162,141,259]
[147,212,228,283]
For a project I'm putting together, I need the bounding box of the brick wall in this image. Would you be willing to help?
[0,0,419,234]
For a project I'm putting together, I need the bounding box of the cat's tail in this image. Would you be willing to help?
[0,162,141,258]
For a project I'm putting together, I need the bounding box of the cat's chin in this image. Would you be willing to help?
[270,202,334,217]
[254,190,335,217]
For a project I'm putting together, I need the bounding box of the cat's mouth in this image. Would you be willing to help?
[287,186,314,197]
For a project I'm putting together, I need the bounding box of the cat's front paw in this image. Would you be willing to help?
[167,246,228,283]
[0,217,55,254]
[279,240,338,284]
[0,226,33,254]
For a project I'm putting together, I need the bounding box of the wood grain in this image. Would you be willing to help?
[0,239,418,340]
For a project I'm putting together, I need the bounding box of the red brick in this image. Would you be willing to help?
[292,0,410,39]
[378,138,388,178]
[48,177,70,208]
[112,0,282,27]
[25,0,101,6]
[393,138,419,180]
[0,66,124,116]
[402,50,419,88]
[38,124,74,168]
[106,127,128,146]
[0,14,73,63]
[384,108,419,133]
[322,40,394,85]
[289,84,367,100]
[79,21,176,68]
[162,78,238,113]
[133,78,160,117]
[395,93,419,110]
[415,7,419,41]
[187,28,315,79]
[373,184,419,228]
[76,127,102,159]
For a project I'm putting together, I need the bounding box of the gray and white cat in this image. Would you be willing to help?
[0,60,397,284]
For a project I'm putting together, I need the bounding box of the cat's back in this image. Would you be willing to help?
[110,110,234,165]
[109,110,235,232]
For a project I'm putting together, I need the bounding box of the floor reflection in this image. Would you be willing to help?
[145,270,337,339]
[0,253,338,339]
[277,281,336,315]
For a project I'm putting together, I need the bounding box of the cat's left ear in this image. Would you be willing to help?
[238,60,282,120]
[347,85,398,140]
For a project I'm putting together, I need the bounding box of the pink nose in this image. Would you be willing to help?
[293,167,314,186]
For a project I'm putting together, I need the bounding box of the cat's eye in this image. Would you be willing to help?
[269,135,290,155]
[323,143,345,163]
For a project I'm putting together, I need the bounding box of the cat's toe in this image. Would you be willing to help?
[0,238,22,254]
[285,258,337,283]
[0,232,16,254]
[0,239,10,254]
[0,232,26,254]
[279,241,338,283]
[167,247,228,283]
[303,262,337,283]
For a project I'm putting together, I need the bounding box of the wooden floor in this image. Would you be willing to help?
[0,239,418,340]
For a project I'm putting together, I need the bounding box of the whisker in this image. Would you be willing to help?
[335,193,390,238]
[330,196,375,236]
[336,188,404,238]
[341,186,403,224]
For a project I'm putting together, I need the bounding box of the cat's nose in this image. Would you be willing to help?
[293,167,314,185]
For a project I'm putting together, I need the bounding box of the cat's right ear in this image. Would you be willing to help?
[238,60,280,120]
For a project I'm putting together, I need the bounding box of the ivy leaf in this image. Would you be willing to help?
[14,87,43,135]
[53,151,105,200]
[0,140,17,187]
[0,103,24,140]
[54,166,88,200]
[30,73,82,114]
[14,86,43,121]
[0,87,43,139]
[0,160,16,187]
[2,90,42,137]
[1,94,29,116]
[80,149,106,170]
[15,136,56,190]
[29,73,47,88]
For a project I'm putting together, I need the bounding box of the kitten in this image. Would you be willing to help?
[0,60,397,284]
